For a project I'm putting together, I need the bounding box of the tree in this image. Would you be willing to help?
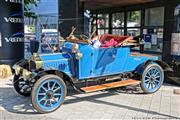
[24,0,40,18]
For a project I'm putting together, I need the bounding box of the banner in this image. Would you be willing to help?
[0,0,24,65]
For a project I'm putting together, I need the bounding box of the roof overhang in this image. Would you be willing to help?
[81,0,156,10]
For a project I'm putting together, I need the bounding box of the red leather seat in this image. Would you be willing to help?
[97,34,130,48]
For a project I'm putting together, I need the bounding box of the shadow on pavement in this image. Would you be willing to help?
[0,83,179,119]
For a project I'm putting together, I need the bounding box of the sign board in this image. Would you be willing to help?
[171,33,180,55]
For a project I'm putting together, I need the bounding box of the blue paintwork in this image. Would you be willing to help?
[36,79,64,111]
[38,41,158,80]
[39,53,74,77]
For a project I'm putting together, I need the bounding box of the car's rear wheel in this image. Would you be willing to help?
[140,63,164,94]
[13,75,31,97]
[31,74,67,113]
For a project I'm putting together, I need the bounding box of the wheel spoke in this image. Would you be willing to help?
[154,79,160,84]
[152,81,157,87]
[148,82,151,89]
[147,71,151,77]
[145,75,150,79]
[52,97,57,103]
[38,92,46,96]
[47,82,50,90]
[49,99,52,107]
[154,69,158,75]
[54,93,61,96]
[41,86,48,92]
[54,87,60,92]
[144,78,150,82]
[147,82,151,89]
[44,100,48,106]
[155,75,160,79]
[151,82,155,89]
[39,96,46,102]
[150,69,153,75]
[152,69,155,74]
[155,72,160,77]
[51,82,57,90]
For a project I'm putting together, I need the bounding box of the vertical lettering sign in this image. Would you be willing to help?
[3,0,24,43]
[5,0,22,4]
[0,0,24,65]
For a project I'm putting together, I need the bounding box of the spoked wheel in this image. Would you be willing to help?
[31,74,67,113]
[141,63,164,94]
[13,75,31,97]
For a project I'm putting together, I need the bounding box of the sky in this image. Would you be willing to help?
[30,0,58,15]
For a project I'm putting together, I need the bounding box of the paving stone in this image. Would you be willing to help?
[0,78,180,120]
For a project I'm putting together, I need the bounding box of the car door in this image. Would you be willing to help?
[92,47,129,77]
[110,47,130,74]
[77,44,94,79]
[92,48,115,76]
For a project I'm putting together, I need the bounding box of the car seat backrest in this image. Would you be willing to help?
[98,34,130,48]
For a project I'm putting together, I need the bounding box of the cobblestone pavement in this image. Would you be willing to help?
[0,76,180,120]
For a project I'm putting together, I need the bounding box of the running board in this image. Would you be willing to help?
[80,79,140,93]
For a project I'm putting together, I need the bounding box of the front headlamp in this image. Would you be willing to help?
[35,61,43,69]
[22,69,31,81]
[72,43,79,53]
[30,53,43,70]
[14,65,22,75]
[29,60,43,70]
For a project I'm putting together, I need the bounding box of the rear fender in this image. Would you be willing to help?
[135,60,173,75]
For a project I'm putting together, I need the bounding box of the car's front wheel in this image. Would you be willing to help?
[31,74,67,113]
[140,63,164,94]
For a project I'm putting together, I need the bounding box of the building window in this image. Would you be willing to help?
[98,29,109,35]
[127,28,140,36]
[143,7,164,53]
[112,29,124,35]
[112,12,124,35]
[143,28,164,52]
[97,14,109,28]
[112,12,124,28]
[145,7,164,26]
[127,10,141,27]
[126,10,141,37]
[97,14,109,34]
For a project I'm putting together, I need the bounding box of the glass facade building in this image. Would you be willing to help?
[89,0,179,61]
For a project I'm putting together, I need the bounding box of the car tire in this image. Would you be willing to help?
[31,74,67,113]
[140,63,164,94]
[13,75,31,97]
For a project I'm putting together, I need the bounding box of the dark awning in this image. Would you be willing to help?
[81,0,156,10]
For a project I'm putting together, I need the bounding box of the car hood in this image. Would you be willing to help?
[39,53,71,61]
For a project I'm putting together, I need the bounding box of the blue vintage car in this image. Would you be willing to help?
[13,32,172,113]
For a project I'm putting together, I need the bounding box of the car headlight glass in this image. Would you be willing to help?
[72,43,79,53]
[29,60,43,70]
[15,66,21,75]
[22,69,31,80]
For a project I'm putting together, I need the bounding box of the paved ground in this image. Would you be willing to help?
[0,76,180,120]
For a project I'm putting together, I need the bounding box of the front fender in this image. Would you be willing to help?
[37,69,74,82]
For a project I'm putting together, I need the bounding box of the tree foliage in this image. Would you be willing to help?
[24,0,39,18]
